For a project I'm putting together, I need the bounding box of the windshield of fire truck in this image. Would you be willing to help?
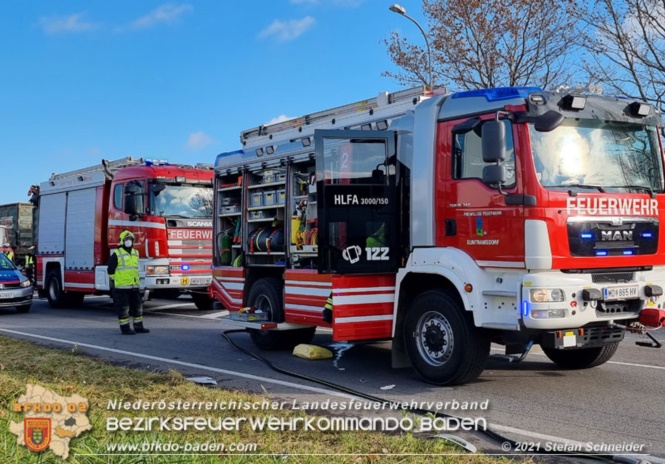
[529,120,664,193]
[150,184,213,218]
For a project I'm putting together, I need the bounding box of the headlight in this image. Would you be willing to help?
[531,308,566,319]
[20,279,32,288]
[530,288,564,303]
[146,266,169,276]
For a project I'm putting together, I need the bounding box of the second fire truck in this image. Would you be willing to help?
[35,157,215,309]
[212,86,665,385]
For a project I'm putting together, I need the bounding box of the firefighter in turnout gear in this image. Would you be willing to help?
[107,230,149,335]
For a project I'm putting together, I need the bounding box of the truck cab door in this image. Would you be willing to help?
[314,130,400,274]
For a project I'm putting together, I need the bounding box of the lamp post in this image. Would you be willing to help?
[389,3,433,91]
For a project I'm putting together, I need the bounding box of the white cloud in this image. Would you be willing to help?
[265,115,295,126]
[186,131,213,150]
[130,3,192,29]
[258,16,315,42]
[39,13,98,35]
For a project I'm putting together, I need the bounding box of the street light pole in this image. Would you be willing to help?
[389,3,433,91]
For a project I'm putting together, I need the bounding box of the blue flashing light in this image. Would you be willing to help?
[595,250,608,256]
[580,233,593,239]
[451,86,542,102]
[522,300,529,317]
[622,250,634,256]
[641,232,653,238]
[145,159,169,166]
[182,264,190,271]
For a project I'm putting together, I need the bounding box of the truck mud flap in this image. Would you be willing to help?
[540,326,625,350]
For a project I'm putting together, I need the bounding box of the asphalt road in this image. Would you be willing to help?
[1,294,664,463]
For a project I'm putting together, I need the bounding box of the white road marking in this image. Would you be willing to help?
[1,327,663,462]
[0,328,358,399]
[490,346,665,370]
[199,310,229,319]
[147,303,195,310]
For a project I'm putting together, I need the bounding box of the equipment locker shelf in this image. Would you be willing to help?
[243,169,287,266]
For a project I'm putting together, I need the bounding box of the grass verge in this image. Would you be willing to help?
[0,335,516,463]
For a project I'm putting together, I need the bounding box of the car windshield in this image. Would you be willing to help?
[529,120,664,193]
[0,253,16,270]
[150,184,213,218]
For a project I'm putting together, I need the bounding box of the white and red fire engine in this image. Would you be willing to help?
[212,86,665,385]
[35,157,215,309]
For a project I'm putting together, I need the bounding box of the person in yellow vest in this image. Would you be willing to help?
[107,230,149,335]
[2,243,15,264]
[25,246,35,285]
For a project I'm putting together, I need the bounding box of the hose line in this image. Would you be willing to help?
[221,329,627,463]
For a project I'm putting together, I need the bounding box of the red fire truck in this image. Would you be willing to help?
[35,157,214,309]
[212,86,665,385]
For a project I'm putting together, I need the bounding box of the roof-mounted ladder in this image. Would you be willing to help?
[240,86,432,150]
[49,157,145,181]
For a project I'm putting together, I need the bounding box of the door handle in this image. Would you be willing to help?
[445,219,456,236]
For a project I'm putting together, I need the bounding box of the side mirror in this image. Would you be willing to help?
[124,195,139,217]
[483,165,506,185]
[124,181,144,217]
[150,183,166,195]
[482,120,506,163]
[534,110,564,132]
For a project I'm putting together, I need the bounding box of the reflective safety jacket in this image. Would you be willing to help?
[110,247,140,289]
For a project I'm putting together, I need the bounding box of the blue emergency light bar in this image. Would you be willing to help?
[451,86,543,102]
[145,159,170,166]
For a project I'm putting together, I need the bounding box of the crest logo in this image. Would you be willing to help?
[24,418,51,453]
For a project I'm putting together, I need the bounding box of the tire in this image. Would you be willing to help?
[290,327,316,346]
[191,292,214,311]
[16,304,31,313]
[46,269,67,308]
[247,277,286,350]
[542,342,619,369]
[65,292,85,308]
[403,290,490,386]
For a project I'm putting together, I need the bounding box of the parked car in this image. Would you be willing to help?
[0,252,32,313]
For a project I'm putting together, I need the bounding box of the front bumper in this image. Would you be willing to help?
[522,268,665,329]
[145,275,212,291]
[0,286,33,308]
[540,325,626,349]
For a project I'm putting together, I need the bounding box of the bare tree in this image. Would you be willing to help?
[576,0,665,106]
[384,0,580,90]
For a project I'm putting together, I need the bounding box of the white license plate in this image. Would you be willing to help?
[603,285,639,301]
[190,278,211,286]
[0,292,15,299]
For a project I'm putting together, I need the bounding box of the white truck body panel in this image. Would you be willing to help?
[64,188,96,270]
[38,193,66,255]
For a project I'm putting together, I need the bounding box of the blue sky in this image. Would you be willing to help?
[0,0,423,205]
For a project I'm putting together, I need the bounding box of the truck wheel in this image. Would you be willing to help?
[46,270,67,308]
[290,327,316,346]
[404,290,490,386]
[65,292,85,308]
[16,304,31,313]
[247,278,286,350]
[542,342,619,369]
[191,292,213,311]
